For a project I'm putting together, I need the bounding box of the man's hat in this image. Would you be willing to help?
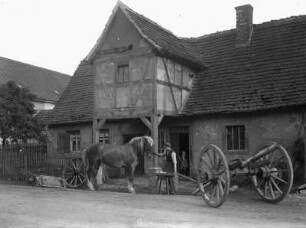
[164,142,171,148]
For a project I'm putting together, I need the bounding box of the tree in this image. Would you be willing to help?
[0,81,45,144]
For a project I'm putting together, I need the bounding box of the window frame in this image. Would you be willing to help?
[226,125,246,153]
[116,64,129,83]
[68,131,81,153]
[99,129,110,144]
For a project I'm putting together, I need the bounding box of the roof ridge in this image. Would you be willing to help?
[183,14,306,41]
[258,14,306,27]
[119,1,179,39]
[0,56,71,77]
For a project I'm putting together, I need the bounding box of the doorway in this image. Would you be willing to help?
[170,128,190,176]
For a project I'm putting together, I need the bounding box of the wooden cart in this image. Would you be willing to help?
[197,142,293,207]
[62,157,87,188]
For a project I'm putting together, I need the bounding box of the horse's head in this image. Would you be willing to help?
[130,136,154,156]
[143,136,154,154]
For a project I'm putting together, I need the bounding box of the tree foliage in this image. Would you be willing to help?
[0,81,45,144]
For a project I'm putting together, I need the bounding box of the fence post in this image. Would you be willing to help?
[25,150,28,180]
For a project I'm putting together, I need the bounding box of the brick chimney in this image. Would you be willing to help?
[235,4,253,47]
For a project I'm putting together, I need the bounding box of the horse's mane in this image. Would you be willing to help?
[128,136,153,154]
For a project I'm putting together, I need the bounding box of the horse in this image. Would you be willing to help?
[84,136,154,193]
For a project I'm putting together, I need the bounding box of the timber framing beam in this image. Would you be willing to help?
[140,117,152,130]
[162,58,179,113]
[140,115,164,131]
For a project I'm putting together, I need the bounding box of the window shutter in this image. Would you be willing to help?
[57,132,70,154]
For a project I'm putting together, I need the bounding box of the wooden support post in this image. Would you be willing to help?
[93,118,106,144]
[151,115,159,167]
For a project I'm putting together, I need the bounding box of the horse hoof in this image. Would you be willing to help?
[87,181,96,191]
[129,189,136,194]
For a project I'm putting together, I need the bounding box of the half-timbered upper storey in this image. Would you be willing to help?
[85,2,204,121]
[50,2,306,125]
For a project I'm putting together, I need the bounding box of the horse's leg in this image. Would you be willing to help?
[126,164,137,194]
[87,162,95,191]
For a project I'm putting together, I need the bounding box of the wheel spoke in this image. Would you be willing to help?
[270,176,283,194]
[209,185,217,203]
[79,173,86,179]
[73,175,78,186]
[200,156,213,170]
[206,150,214,169]
[218,176,226,185]
[68,176,76,185]
[271,175,288,185]
[256,177,264,189]
[270,156,285,167]
[216,183,220,203]
[264,180,268,197]
[77,175,83,184]
[216,169,225,176]
[216,158,222,172]
[64,171,74,176]
[269,169,289,173]
[218,179,224,197]
[268,180,275,199]
[269,151,276,168]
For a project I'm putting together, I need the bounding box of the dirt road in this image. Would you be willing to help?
[0,182,305,228]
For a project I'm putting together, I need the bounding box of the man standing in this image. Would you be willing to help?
[155,142,178,194]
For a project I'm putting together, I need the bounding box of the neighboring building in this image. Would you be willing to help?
[0,56,71,111]
[48,2,306,178]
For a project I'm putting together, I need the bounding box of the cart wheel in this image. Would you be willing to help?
[62,158,87,188]
[197,144,230,208]
[251,142,293,203]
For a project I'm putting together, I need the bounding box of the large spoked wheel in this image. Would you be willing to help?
[197,144,230,208]
[62,158,87,188]
[251,142,293,203]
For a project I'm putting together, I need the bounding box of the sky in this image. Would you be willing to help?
[0,0,306,75]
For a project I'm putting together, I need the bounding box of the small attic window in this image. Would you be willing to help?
[117,64,129,83]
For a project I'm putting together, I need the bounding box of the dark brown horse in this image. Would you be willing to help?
[84,136,154,193]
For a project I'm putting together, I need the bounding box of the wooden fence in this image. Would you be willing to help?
[0,143,68,183]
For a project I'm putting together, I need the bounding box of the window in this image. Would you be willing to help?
[117,65,129,82]
[69,131,80,152]
[99,129,110,143]
[226,125,245,151]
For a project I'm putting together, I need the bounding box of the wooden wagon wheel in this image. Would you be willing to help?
[251,142,293,203]
[62,158,87,188]
[197,144,230,208]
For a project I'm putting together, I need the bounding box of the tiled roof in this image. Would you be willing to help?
[49,61,94,125]
[36,110,53,125]
[182,16,306,115]
[54,3,306,124]
[86,1,204,69]
[0,56,70,103]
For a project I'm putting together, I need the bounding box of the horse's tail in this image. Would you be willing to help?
[82,147,88,167]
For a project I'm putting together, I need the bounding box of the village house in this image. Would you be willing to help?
[0,56,71,144]
[0,56,71,111]
[48,2,306,179]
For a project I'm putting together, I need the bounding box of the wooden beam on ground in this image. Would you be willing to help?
[177,173,197,183]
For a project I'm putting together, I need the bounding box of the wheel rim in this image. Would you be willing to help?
[197,144,230,208]
[62,158,87,188]
[251,142,293,203]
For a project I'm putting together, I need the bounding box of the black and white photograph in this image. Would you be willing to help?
[0,0,306,227]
